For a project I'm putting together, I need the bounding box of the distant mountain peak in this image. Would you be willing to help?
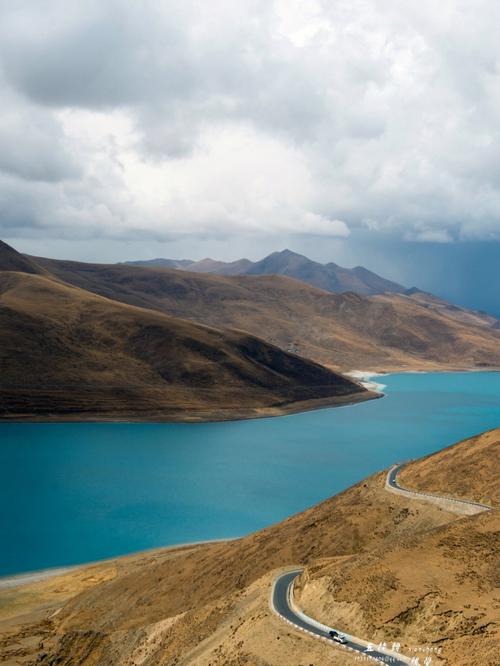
[121,248,407,297]
[244,250,406,296]
[277,248,308,259]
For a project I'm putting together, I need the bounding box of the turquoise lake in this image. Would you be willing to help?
[0,372,499,577]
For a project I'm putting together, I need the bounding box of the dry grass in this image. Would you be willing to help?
[0,271,368,420]
[398,428,500,506]
[0,240,46,275]
[298,429,500,666]
[34,255,500,372]
[298,510,499,666]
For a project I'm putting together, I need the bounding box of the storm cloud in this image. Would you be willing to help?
[1,0,500,242]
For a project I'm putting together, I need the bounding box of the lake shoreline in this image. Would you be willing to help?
[0,387,380,424]
[1,367,498,424]
[2,371,499,581]
[0,538,236,590]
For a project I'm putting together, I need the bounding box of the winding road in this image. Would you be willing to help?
[386,464,492,514]
[272,569,409,664]
[271,462,492,663]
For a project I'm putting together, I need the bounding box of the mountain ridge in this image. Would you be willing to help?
[0,239,47,275]
[0,244,369,421]
[123,248,407,296]
[30,249,500,372]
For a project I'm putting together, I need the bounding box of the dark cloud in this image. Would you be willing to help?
[0,3,193,108]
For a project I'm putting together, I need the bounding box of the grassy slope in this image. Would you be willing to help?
[398,428,499,506]
[298,512,498,666]
[1,430,497,665]
[0,240,47,275]
[0,271,367,420]
[32,255,500,371]
[298,429,499,666]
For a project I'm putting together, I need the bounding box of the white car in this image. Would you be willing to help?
[328,630,347,644]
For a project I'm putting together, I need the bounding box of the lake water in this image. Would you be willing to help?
[0,372,498,577]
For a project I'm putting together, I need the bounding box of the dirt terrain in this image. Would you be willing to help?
[1,429,497,665]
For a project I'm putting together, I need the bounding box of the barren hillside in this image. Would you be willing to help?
[0,271,368,421]
[31,253,500,372]
[0,240,46,275]
[398,428,499,505]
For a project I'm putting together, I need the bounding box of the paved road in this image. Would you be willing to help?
[272,463,491,662]
[386,464,405,489]
[387,464,491,511]
[272,569,409,664]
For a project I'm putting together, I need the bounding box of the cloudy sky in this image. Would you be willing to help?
[1,1,499,312]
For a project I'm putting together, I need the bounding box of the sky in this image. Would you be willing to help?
[0,1,499,314]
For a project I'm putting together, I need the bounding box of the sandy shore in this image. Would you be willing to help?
[346,366,500,392]
[346,370,388,392]
[0,538,237,591]
[0,566,79,591]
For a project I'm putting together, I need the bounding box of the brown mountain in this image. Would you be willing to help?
[32,252,500,371]
[187,256,254,275]
[0,269,368,420]
[125,248,406,295]
[123,257,194,269]
[0,239,46,275]
[244,248,406,295]
[2,429,497,665]
[404,286,499,328]
[123,256,254,275]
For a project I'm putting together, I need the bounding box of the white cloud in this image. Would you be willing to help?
[0,0,499,242]
[406,227,454,243]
